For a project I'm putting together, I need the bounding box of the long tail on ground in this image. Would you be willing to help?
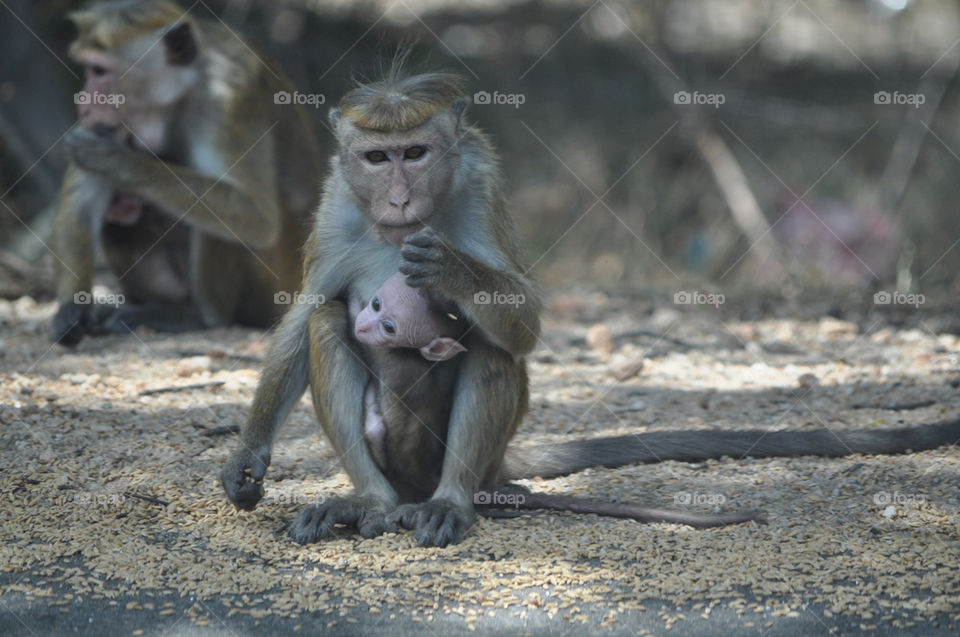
[503,419,960,480]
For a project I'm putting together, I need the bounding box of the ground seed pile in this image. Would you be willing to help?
[2,293,959,633]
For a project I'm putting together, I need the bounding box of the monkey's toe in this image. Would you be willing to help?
[388,500,474,547]
[288,504,336,544]
[288,496,393,544]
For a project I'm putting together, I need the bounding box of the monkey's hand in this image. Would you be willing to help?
[220,446,271,510]
[64,126,133,176]
[288,495,396,543]
[399,227,468,291]
[52,301,93,346]
[387,499,475,547]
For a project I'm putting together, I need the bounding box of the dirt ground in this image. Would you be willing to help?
[1,289,959,636]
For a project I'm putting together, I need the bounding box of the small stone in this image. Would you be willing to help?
[797,373,818,390]
[818,317,857,338]
[610,357,644,381]
[586,324,614,356]
[176,356,212,377]
[882,505,896,518]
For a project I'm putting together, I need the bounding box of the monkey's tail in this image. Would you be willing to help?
[503,490,764,527]
[502,418,960,480]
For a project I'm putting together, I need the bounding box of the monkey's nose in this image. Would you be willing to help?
[389,197,410,208]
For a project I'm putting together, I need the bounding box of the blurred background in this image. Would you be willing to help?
[1,0,958,309]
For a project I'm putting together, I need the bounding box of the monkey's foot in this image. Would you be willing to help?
[52,302,95,346]
[387,499,475,547]
[220,447,270,511]
[288,496,396,544]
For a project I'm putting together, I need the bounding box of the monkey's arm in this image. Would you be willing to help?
[220,301,313,509]
[400,227,541,356]
[64,127,282,249]
[50,163,113,345]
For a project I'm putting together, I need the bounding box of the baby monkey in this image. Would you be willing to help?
[353,272,467,362]
[353,272,467,470]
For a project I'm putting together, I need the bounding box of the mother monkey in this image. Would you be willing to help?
[221,73,542,547]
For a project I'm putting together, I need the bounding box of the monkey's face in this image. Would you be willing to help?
[69,22,200,134]
[354,294,404,348]
[354,273,435,349]
[340,115,460,236]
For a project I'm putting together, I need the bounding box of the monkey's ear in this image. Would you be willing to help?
[164,22,197,66]
[420,338,466,362]
[329,108,342,129]
[452,98,468,133]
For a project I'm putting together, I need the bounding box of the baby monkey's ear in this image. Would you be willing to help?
[420,337,466,361]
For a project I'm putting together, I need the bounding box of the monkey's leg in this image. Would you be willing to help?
[287,302,399,543]
[51,164,112,345]
[221,302,313,510]
[388,345,523,547]
[189,234,247,328]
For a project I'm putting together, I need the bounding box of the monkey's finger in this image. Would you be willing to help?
[231,482,265,511]
[401,276,433,289]
[399,244,442,263]
[402,226,443,245]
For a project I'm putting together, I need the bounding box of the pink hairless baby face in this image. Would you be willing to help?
[354,273,466,361]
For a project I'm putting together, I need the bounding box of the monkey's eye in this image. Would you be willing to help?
[371,296,381,311]
[89,64,108,77]
[382,320,395,335]
[365,151,388,164]
[404,145,427,160]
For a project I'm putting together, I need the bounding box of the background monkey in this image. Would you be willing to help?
[51,0,321,345]
[222,71,960,547]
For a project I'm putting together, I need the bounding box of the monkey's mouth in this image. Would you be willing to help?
[374,220,425,246]
[378,220,424,231]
